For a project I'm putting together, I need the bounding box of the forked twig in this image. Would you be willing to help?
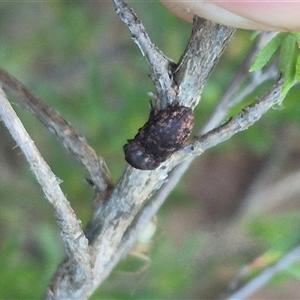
[0,68,113,195]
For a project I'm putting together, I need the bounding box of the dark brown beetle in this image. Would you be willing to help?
[124,104,194,170]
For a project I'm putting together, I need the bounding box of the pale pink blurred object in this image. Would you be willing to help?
[160,0,300,31]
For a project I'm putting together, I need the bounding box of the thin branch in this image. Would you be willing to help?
[182,75,283,159]
[0,67,113,195]
[112,0,174,108]
[0,88,91,285]
[224,245,300,300]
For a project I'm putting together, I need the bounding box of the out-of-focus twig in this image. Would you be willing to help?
[243,171,300,216]
[0,88,92,287]
[224,245,300,300]
[237,124,298,218]
[201,31,278,134]
[0,67,113,195]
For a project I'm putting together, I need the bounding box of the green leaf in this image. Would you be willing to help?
[296,53,300,82]
[279,35,297,73]
[280,35,299,95]
[290,32,300,39]
[250,32,288,72]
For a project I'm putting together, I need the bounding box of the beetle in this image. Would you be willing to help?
[123,104,194,170]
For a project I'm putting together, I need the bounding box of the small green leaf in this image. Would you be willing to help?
[280,35,299,95]
[250,32,288,72]
[279,35,297,73]
[296,54,300,82]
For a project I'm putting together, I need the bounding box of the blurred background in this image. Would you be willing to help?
[1,1,300,299]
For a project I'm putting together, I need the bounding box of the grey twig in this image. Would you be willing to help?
[112,0,174,108]
[112,0,235,110]
[0,67,113,195]
[0,88,92,292]
[43,8,235,298]
[183,75,283,159]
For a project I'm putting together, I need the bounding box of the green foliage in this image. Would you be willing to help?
[250,32,300,97]
[250,33,288,72]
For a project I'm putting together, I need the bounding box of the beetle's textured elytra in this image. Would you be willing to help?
[123,104,194,170]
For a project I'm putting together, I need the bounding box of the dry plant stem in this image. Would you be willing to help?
[0,68,113,195]
[224,245,300,300]
[242,171,300,217]
[114,32,279,265]
[44,13,236,300]
[0,88,91,286]
[85,76,283,299]
[79,10,234,291]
